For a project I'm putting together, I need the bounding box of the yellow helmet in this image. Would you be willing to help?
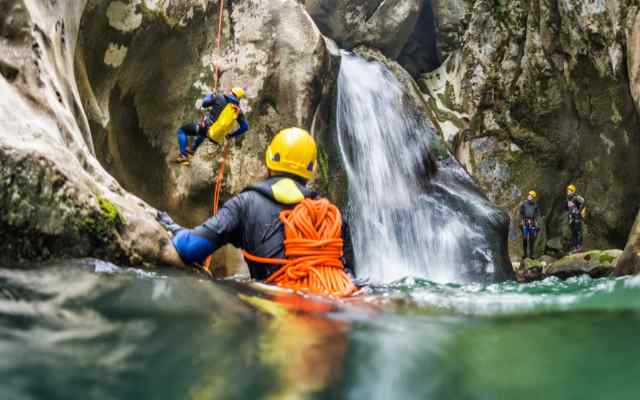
[567,184,577,193]
[265,128,317,180]
[231,87,245,99]
[528,190,537,199]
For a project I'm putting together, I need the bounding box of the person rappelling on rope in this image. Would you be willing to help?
[174,87,249,165]
[519,190,541,259]
[158,128,357,296]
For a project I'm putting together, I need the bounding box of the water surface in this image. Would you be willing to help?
[1,259,638,399]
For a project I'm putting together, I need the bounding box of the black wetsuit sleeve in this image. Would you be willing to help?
[192,194,245,249]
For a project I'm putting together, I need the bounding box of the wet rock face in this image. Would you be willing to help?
[421,0,640,256]
[304,0,443,76]
[616,211,640,275]
[430,0,470,60]
[0,0,177,265]
[303,0,423,59]
[0,0,336,268]
[76,0,336,227]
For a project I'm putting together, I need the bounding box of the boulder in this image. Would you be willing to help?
[303,0,423,59]
[513,258,546,283]
[616,211,640,275]
[545,250,622,279]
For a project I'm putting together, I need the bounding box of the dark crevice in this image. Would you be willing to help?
[397,0,441,76]
[0,60,19,82]
[365,0,386,23]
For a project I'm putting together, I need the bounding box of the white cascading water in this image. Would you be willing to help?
[337,54,505,283]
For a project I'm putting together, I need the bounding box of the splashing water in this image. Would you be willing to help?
[336,54,509,283]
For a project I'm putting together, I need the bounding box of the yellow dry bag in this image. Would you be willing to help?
[208,103,241,144]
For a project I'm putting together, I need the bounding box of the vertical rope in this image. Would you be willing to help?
[203,0,230,273]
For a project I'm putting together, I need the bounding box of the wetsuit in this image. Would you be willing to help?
[567,194,585,251]
[519,200,540,258]
[171,175,354,280]
[177,92,249,156]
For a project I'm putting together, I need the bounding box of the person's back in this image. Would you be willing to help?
[189,175,318,280]
[168,127,354,283]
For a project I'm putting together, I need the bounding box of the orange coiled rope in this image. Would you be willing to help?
[243,199,357,297]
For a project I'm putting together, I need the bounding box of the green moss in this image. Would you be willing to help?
[598,252,616,264]
[441,82,463,113]
[98,197,125,226]
[315,149,331,195]
[80,196,126,240]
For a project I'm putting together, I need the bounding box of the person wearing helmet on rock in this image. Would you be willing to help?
[174,87,249,165]
[566,184,586,253]
[159,127,354,280]
[519,190,541,259]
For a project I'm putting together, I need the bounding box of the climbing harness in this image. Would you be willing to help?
[242,198,357,298]
[203,0,230,273]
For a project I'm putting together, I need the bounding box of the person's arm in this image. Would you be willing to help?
[201,93,222,109]
[171,195,244,265]
[576,195,585,211]
[229,112,249,138]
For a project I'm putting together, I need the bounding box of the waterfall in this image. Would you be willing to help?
[336,53,511,283]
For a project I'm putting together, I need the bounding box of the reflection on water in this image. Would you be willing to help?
[2,259,640,399]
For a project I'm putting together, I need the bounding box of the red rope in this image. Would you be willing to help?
[203,0,228,273]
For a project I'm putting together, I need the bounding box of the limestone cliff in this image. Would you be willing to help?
[419,0,640,257]
[0,0,336,269]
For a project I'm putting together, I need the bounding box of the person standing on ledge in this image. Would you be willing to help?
[519,190,541,259]
[174,87,249,165]
[566,184,586,253]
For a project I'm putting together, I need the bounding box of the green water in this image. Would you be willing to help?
[1,259,639,400]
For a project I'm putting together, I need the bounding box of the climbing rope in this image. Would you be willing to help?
[242,199,357,297]
[203,0,230,273]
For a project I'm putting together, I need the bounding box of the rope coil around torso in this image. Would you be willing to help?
[243,198,357,297]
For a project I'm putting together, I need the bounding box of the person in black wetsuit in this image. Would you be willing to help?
[566,184,586,253]
[519,190,541,259]
[159,127,354,279]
